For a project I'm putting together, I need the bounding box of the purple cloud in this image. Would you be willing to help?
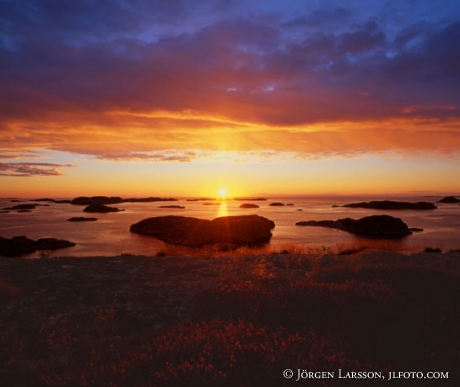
[0,162,74,177]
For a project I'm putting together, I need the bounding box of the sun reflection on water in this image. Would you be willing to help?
[217,200,228,217]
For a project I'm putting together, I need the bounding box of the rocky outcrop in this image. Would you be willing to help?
[296,215,413,238]
[159,205,185,209]
[296,218,356,231]
[239,203,260,209]
[71,196,177,205]
[124,197,178,203]
[130,215,275,247]
[438,196,460,203]
[3,204,38,210]
[67,217,98,222]
[234,198,267,201]
[0,236,76,257]
[338,200,437,210]
[83,204,124,213]
[71,196,123,205]
[33,198,72,203]
[350,215,413,237]
[269,202,285,206]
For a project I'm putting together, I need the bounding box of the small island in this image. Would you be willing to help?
[130,215,275,248]
[296,215,417,238]
[83,204,124,213]
[3,204,40,211]
[239,203,260,209]
[0,236,76,257]
[438,196,460,203]
[67,217,98,222]
[335,200,437,210]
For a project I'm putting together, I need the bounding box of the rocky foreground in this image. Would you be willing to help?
[2,249,459,335]
[1,250,460,386]
[0,254,224,332]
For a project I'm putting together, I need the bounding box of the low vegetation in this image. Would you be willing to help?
[1,247,459,386]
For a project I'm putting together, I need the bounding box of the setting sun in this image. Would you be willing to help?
[219,188,228,197]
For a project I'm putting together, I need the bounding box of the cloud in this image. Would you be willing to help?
[91,150,198,162]
[0,162,74,177]
[0,1,460,163]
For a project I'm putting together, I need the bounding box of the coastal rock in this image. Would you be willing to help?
[130,215,275,247]
[71,196,123,205]
[159,205,185,209]
[296,215,413,238]
[124,197,178,203]
[349,215,413,238]
[339,200,437,210]
[33,198,72,204]
[67,217,98,222]
[36,238,76,250]
[234,197,267,201]
[83,204,124,213]
[239,203,260,209]
[269,202,285,206]
[438,196,460,203]
[0,236,76,257]
[71,196,177,205]
[3,204,38,210]
[296,218,356,231]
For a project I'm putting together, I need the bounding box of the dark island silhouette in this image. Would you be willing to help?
[67,217,98,222]
[30,196,178,205]
[71,196,177,205]
[334,200,436,210]
[438,196,460,203]
[296,215,418,238]
[239,203,260,209]
[0,236,76,257]
[83,204,124,213]
[3,203,49,211]
[130,215,275,248]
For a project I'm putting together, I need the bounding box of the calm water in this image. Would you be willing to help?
[1,196,459,257]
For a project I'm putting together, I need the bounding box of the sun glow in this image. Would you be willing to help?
[219,188,228,197]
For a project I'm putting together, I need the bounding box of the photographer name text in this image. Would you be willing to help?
[282,369,449,381]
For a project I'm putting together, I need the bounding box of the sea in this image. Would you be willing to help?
[1,196,459,258]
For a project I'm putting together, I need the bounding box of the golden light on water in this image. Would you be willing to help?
[217,201,228,217]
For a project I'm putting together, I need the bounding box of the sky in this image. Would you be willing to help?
[1,0,460,198]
